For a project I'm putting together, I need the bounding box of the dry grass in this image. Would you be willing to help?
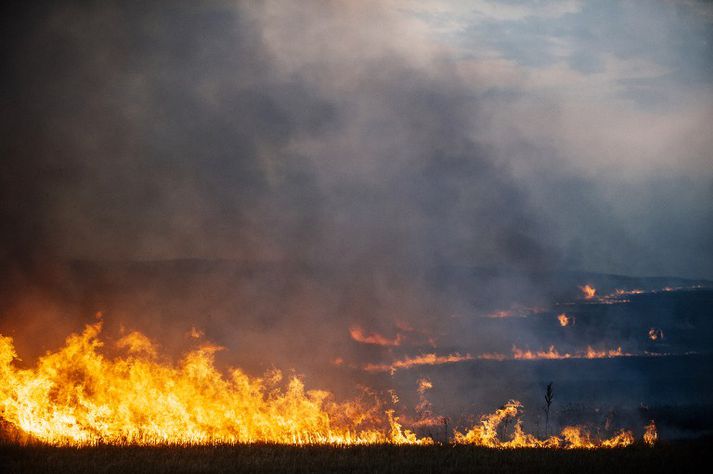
[1,440,711,474]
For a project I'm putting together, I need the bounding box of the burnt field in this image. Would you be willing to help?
[2,441,712,474]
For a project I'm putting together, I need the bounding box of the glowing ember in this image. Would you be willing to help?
[648,328,664,341]
[575,286,703,305]
[580,284,597,300]
[557,313,571,327]
[614,288,644,296]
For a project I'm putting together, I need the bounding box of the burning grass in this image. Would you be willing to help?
[0,323,660,449]
[0,322,420,445]
[0,322,655,449]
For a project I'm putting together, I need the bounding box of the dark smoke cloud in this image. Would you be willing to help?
[0,1,557,301]
[2,1,554,271]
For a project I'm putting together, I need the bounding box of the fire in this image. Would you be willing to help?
[576,286,702,305]
[0,323,430,445]
[614,288,644,297]
[557,313,570,327]
[363,353,474,373]
[648,328,664,341]
[349,326,402,347]
[512,345,565,360]
[511,345,628,360]
[580,284,597,300]
[585,346,626,358]
[0,323,658,448]
[643,420,657,446]
[417,378,433,393]
[412,378,440,428]
[453,400,635,448]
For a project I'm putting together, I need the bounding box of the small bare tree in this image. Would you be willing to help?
[543,382,554,437]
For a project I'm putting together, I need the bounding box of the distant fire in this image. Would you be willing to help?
[363,353,474,374]
[356,345,653,366]
[557,313,571,327]
[594,288,645,304]
[572,285,703,305]
[648,328,664,341]
[349,326,402,347]
[580,284,597,300]
[511,345,628,360]
[614,288,644,297]
[350,344,674,368]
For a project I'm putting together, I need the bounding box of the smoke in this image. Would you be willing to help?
[0,0,557,266]
[1,0,711,428]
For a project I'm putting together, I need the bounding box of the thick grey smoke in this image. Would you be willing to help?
[0,1,554,327]
[1,1,555,269]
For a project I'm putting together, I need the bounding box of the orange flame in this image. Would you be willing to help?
[454,400,635,449]
[580,284,597,300]
[585,346,626,358]
[0,324,657,448]
[417,378,433,393]
[643,420,657,446]
[349,326,402,347]
[363,353,474,374]
[512,345,628,360]
[0,323,432,445]
[557,313,570,327]
[614,288,644,297]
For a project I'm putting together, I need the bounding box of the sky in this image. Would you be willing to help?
[1,0,712,279]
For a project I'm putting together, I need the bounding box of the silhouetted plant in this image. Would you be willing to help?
[544,382,554,437]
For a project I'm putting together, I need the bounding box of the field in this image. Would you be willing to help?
[2,441,712,474]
